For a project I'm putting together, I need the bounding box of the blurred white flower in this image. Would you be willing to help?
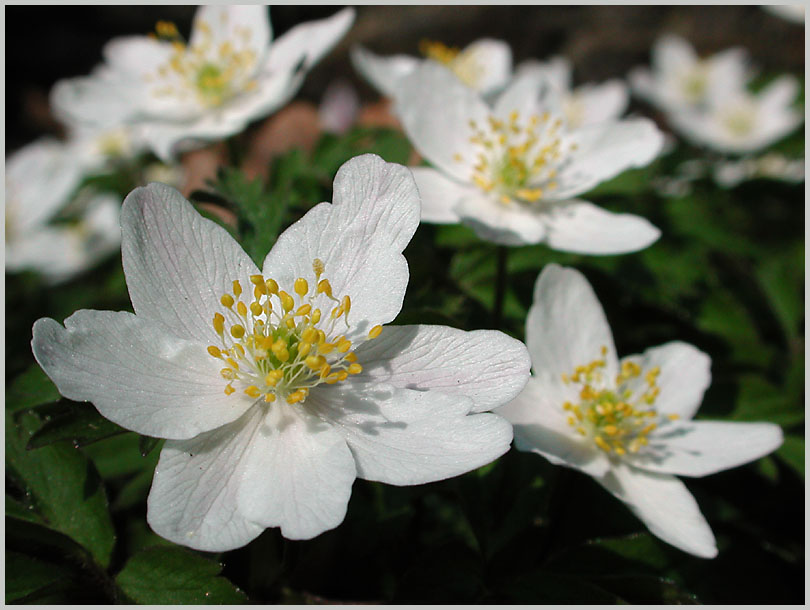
[395,63,663,252]
[6,139,121,283]
[498,264,784,558]
[515,56,629,128]
[713,152,805,187]
[763,4,805,23]
[352,38,512,99]
[51,6,355,161]
[669,76,802,154]
[629,34,750,114]
[32,155,530,551]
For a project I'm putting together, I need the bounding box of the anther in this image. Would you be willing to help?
[230,324,245,338]
[232,280,242,297]
[294,278,309,298]
[368,325,383,339]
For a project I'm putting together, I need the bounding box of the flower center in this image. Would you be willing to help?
[207,259,382,405]
[455,110,577,206]
[561,346,679,456]
[419,39,483,89]
[719,101,756,137]
[679,63,709,104]
[148,18,258,108]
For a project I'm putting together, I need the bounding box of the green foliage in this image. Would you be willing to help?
[116,547,248,604]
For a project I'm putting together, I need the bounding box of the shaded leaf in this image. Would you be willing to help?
[27,400,126,449]
[775,435,804,477]
[6,363,60,413]
[116,546,248,604]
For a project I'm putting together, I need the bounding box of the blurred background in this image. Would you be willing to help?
[6,5,804,151]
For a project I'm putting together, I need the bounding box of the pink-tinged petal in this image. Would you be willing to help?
[121,183,260,345]
[311,384,512,486]
[597,462,718,558]
[409,166,470,223]
[456,193,548,246]
[352,324,531,414]
[620,341,711,421]
[147,406,266,552]
[396,62,490,182]
[236,402,356,540]
[459,38,512,95]
[498,376,610,478]
[350,46,420,99]
[264,8,355,75]
[630,421,783,478]
[550,118,664,200]
[543,199,660,255]
[261,155,419,342]
[526,264,619,383]
[32,311,255,440]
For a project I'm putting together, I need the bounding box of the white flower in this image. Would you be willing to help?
[394,63,663,252]
[713,152,805,187]
[629,34,750,115]
[351,38,512,99]
[51,6,355,161]
[5,139,121,283]
[31,154,531,551]
[668,76,802,154]
[497,264,784,558]
[515,56,629,129]
[763,4,805,24]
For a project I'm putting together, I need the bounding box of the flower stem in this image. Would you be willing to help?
[493,245,508,329]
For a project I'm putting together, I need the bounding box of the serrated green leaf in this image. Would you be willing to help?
[26,400,126,449]
[6,363,61,413]
[6,410,116,568]
[116,546,248,604]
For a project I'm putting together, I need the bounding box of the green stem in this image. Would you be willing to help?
[493,245,508,329]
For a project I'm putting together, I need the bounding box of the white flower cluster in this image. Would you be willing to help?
[25,18,792,562]
[630,34,802,155]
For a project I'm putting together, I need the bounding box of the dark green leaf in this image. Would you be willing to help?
[6,363,60,413]
[116,546,248,604]
[775,435,804,477]
[6,410,116,568]
[27,400,126,449]
[139,434,161,457]
[5,551,75,603]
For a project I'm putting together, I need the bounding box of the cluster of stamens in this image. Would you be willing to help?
[561,346,678,456]
[419,39,483,88]
[207,259,381,406]
[454,110,577,206]
[147,18,258,108]
[719,100,756,137]
[678,61,709,104]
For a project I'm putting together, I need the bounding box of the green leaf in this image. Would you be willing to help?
[139,434,161,457]
[82,432,161,480]
[775,435,804,477]
[116,546,248,604]
[731,374,803,427]
[5,551,75,603]
[497,570,625,604]
[6,363,60,413]
[6,410,116,568]
[754,246,804,343]
[27,400,126,449]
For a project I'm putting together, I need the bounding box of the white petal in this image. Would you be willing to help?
[575,80,629,126]
[759,75,800,111]
[264,8,355,74]
[236,402,356,540]
[396,62,490,182]
[705,48,749,106]
[147,406,266,552]
[492,67,546,122]
[409,166,470,223]
[621,341,711,420]
[597,462,718,558]
[31,310,255,440]
[261,155,419,342]
[50,74,139,130]
[630,421,783,478]
[190,5,271,64]
[350,46,419,99]
[498,376,610,478]
[458,38,512,95]
[550,118,664,200]
[525,264,618,383]
[653,35,697,75]
[543,199,661,255]
[456,193,548,246]
[121,183,260,344]
[352,324,531,414]
[311,384,512,486]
